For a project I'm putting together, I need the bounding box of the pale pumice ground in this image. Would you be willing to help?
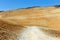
[18,26,60,40]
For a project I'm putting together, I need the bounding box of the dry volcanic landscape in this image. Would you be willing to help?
[0,5,60,40]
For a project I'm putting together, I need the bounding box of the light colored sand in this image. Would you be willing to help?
[18,26,60,40]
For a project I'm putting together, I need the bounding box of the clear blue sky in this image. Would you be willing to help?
[0,0,60,11]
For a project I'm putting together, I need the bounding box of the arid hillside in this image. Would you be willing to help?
[1,5,60,40]
[0,5,60,31]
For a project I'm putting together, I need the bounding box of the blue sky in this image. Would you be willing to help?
[0,0,60,11]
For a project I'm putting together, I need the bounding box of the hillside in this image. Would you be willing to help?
[0,6,60,31]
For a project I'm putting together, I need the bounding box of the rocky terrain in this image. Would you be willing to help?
[0,5,60,40]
